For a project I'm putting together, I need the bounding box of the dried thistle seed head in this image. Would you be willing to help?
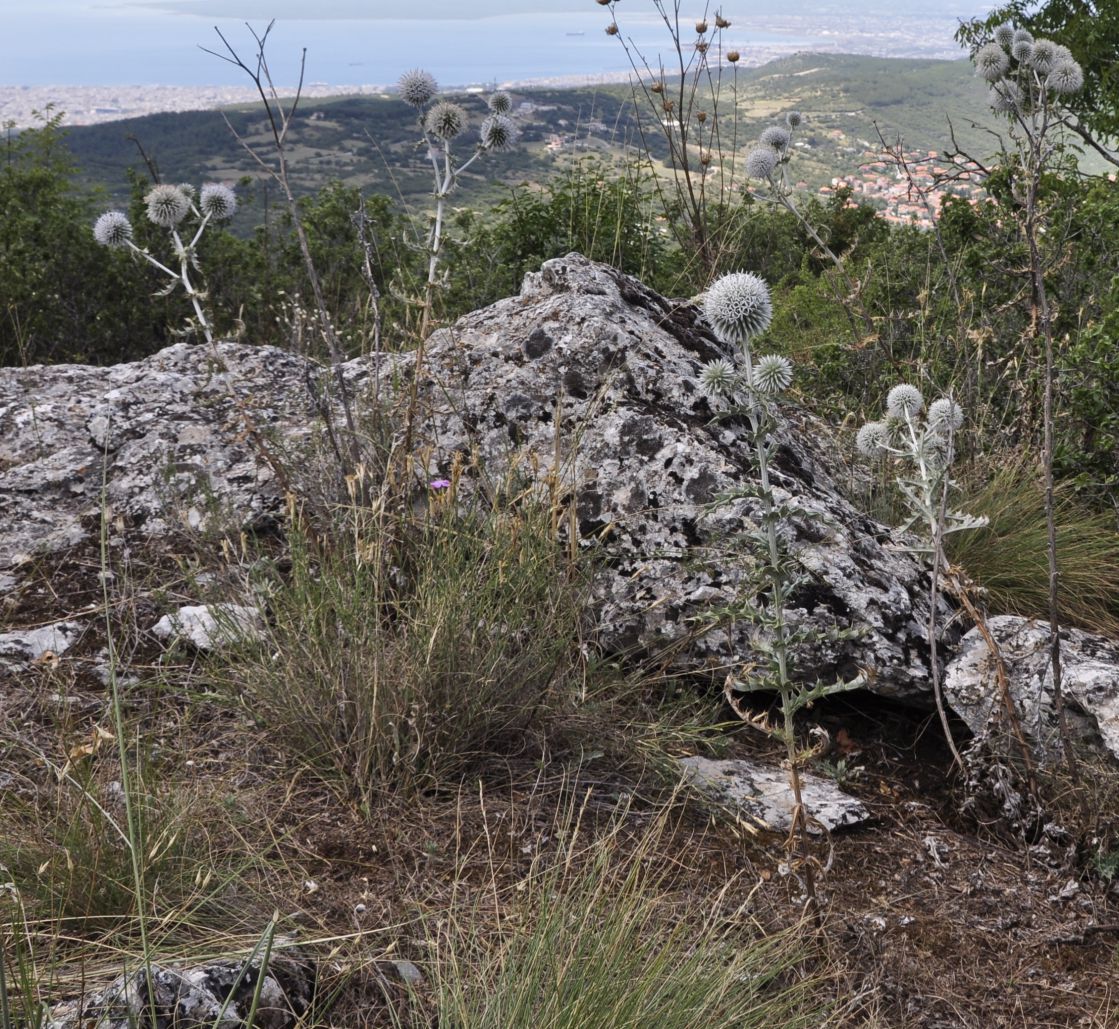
[487,90,513,114]
[200,183,237,220]
[699,357,737,396]
[605,22,619,35]
[993,22,1016,48]
[715,14,730,28]
[480,113,517,150]
[754,354,793,394]
[425,100,467,140]
[596,0,610,5]
[726,49,740,63]
[144,183,190,227]
[1047,60,1085,94]
[697,110,707,123]
[927,397,964,432]
[886,383,925,419]
[93,210,133,248]
[695,20,708,33]
[759,124,791,151]
[975,42,1010,82]
[704,271,773,342]
[398,68,438,108]
[651,81,664,93]
[1029,38,1059,73]
[696,41,709,53]
[785,110,802,128]
[856,421,891,456]
[699,150,712,165]
[745,145,779,179]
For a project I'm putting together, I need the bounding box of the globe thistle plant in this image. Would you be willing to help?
[699,270,864,915]
[94,180,238,344]
[975,42,1010,83]
[397,67,519,337]
[966,22,1086,777]
[856,386,985,768]
[785,110,802,129]
[744,146,779,181]
[759,124,792,152]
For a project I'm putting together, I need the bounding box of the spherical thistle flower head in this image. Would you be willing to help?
[856,420,891,457]
[759,124,792,151]
[1051,43,1075,65]
[200,182,237,220]
[480,113,517,151]
[425,100,467,141]
[704,271,773,342]
[886,383,925,420]
[1013,28,1034,44]
[754,354,793,394]
[699,357,737,397]
[487,89,513,114]
[398,68,438,108]
[975,42,1010,83]
[745,145,779,180]
[1029,38,1059,73]
[993,22,1016,48]
[785,110,802,129]
[93,210,133,248]
[144,183,190,228]
[990,80,1022,115]
[176,182,197,200]
[1011,38,1034,64]
[927,397,964,433]
[1047,60,1085,94]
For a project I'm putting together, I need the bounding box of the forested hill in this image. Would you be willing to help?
[60,53,999,210]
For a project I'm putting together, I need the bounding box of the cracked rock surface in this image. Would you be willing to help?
[944,614,1119,763]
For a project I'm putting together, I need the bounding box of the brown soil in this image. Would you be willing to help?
[2,535,1117,1028]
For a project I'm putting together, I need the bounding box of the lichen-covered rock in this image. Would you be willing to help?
[0,341,324,570]
[678,755,870,832]
[44,946,313,1029]
[0,255,952,703]
[944,614,1119,763]
[405,254,952,702]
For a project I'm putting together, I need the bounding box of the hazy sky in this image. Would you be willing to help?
[4,0,986,87]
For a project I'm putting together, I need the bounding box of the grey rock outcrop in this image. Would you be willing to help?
[944,614,1119,762]
[0,254,950,702]
[678,755,871,833]
[0,342,319,571]
[407,254,950,701]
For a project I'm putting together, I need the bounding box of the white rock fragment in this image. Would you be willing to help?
[678,755,871,833]
[0,620,85,669]
[150,604,263,650]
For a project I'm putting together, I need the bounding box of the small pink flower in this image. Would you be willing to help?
[429,478,451,490]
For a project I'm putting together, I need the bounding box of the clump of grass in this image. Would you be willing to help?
[425,802,824,1029]
[949,456,1119,636]
[223,470,591,802]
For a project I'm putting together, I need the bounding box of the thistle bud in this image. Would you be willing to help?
[886,383,925,420]
[93,210,133,248]
[200,182,237,220]
[487,90,513,114]
[704,271,773,342]
[754,354,793,394]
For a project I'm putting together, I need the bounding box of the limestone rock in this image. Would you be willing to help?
[151,604,264,651]
[44,946,313,1029]
[0,619,85,674]
[0,341,323,571]
[678,755,871,833]
[944,614,1119,762]
[0,255,955,704]
[406,254,952,702]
